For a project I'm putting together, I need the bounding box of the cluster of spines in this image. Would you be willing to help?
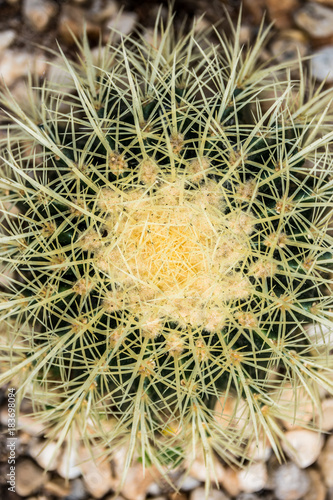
[0,12,333,488]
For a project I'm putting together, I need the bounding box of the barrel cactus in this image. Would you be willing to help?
[0,12,333,487]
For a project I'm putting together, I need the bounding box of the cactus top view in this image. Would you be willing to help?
[0,9,333,488]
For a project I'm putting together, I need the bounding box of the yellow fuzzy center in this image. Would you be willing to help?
[82,178,255,333]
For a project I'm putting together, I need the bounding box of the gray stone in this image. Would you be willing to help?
[294,3,333,38]
[311,47,333,83]
[273,463,310,500]
[67,478,87,500]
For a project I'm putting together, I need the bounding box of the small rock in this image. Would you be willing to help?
[304,468,327,500]
[238,462,268,493]
[67,477,87,500]
[214,395,250,431]
[0,30,15,52]
[239,25,252,45]
[119,463,159,500]
[23,0,58,32]
[89,0,118,23]
[247,438,272,462]
[273,463,310,500]
[271,34,308,63]
[294,3,333,38]
[169,493,188,500]
[306,323,333,347]
[79,445,113,499]
[275,384,314,430]
[16,459,50,497]
[220,467,241,497]
[311,46,333,82]
[44,477,71,498]
[318,434,333,487]
[282,429,324,468]
[29,438,61,471]
[0,50,47,87]
[106,11,137,38]
[266,0,301,29]
[190,487,230,500]
[320,398,333,430]
[186,451,225,484]
[236,495,262,500]
[17,413,45,436]
[58,5,100,43]
[177,475,201,492]
[56,442,81,480]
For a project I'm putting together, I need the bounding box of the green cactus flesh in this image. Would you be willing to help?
[0,14,333,482]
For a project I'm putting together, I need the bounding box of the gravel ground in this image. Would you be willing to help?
[0,0,333,499]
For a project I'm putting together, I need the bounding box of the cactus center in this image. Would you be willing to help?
[87,178,254,333]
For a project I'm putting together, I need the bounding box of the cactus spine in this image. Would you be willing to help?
[0,12,333,487]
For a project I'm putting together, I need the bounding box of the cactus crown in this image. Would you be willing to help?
[0,10,333,488]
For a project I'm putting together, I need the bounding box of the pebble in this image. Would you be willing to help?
[266,0,301,29]
[89,0,118,23]
[56,442,81,480]
[16,459,50,497]
[177,475,201,492]
[220,467,241,497]
[186,451,225,484]
[67,477,87,500]
[273,463,310,500]
[79,445,113,499]
[23,0,58,32]
[106,11,137,39]
[13,412,45,436]
[237,462,268,493]
[0,30,15,52]
[44,477,71,497]
[311,46,333,82]
[294,3,333,38]
[236,495,262,500]
[0,50,47,87]
[29,438,61,471]
[318,434,333,487]
[58,5,100,43]
[214,395,250,431]
[118,463,159,500]
[304,468,327,500]
[247,438,272,462]
[270,34,308,63]
[282,429,324,468]
[274,384,314,429]
[319,398,333,430]
[190,487,231,500]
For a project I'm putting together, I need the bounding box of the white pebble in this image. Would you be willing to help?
[0,30,15,52]
[274,463,310,500]
[237,462,268,493]
[282,429,324,468]
[0,50,47,87]
[190,487,230,500]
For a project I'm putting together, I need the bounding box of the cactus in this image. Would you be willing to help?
[0,11,333,488]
